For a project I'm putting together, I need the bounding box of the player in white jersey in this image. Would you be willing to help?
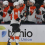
[35,3,42,24]
[40,1,45,24]
[18,0,26,23]
[7,2,21,45]
[27,0,36,24]
[1,1,11,24]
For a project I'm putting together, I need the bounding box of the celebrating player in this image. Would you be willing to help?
[7,2,21,45]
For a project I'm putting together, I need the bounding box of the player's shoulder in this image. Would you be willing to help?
[30,6,36,9]
[8,6,10,8]
[23,4,25,6]
[13,8,19,11]
[40,5,44,8]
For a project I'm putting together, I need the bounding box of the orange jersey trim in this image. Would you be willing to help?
[19,4,25,13]
[13,8,19,20]
[30,6,36,15]
[3,6,10,17]
[40,5,44,8]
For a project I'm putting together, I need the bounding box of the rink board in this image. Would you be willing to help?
[0,42,45,45]
[0,25,45,45]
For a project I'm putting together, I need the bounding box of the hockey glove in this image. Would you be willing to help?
[8,10,12,14]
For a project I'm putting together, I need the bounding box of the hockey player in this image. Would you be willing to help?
[7,2,21,45]
[28,0,42,24]
[19,0,25,14]
[18,0,26,23]
[40,1,45,24]
[35,3,42,24]
[27,0,36,24]
[8,0,19,14]
[18,0,30,24]
[1,1,11,24]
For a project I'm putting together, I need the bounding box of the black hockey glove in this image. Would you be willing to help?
[42,11,45,14]
[35,3,40,9]
[10,6,13,10]
[16,18,20,22]
[20,15,24,18]
[8,10,12,14]
[35,3,40,14]
[36,9,40,14]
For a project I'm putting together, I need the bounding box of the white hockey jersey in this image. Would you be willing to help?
[2,6,11,22]
[28,6,36,22]
[11,8,21,24]
[19,4,26,20]
[40,5,45,21]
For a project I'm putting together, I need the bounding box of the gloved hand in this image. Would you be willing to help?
[35,3,40,9]
[20,15,24,18]
[8,10,12,14]
[36,9,40,14]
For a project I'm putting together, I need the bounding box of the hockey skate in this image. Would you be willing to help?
[16,43,20,45]
[7,42,11,45]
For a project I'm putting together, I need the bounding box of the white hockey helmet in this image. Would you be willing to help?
[33,0,35,3]
[3,1,9,6]
[30,0,35,3]
[13,2,19,6]
[18,0,24,4]
[44,1,45,3]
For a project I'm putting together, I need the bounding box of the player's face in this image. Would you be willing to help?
[27,1,30,6]
[16,5,20,9]
[3,4,7,8]
[3,4,5,7]
[43,3,45,6]
[29,2,33,6]
[19,3,23,7]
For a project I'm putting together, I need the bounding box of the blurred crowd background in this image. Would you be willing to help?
[0,0,45,24]
[0,0,44,8]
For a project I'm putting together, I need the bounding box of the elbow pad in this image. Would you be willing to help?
[20,15,24,18]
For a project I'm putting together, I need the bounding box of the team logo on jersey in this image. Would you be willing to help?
[15,12,18,15]
[30,9,34,12]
